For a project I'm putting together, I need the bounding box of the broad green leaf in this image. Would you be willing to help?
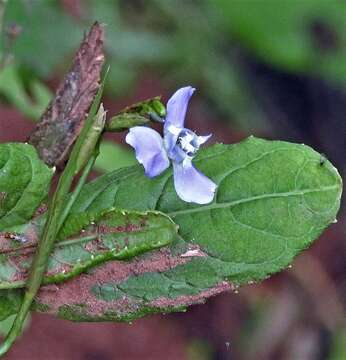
[0,290,22,321]
[34,137,342,321]
[0,143,53,230]
[0,209,177,288]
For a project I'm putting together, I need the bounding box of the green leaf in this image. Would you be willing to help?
[0,290,22,321]
[0,209,177,289]
[0,143,53,230]
[34,137,342,321]
[0,313,30,337]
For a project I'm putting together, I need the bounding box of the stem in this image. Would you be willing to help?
[58,151,97,230]
[0,281,25,290]
[0,73,107,356]
[0,160,74,354]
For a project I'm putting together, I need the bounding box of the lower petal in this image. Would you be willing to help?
[126,127,170,178]
[173,159,217,204]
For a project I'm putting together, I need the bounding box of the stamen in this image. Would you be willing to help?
[176,129,200,157]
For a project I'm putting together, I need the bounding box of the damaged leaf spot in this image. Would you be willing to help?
[0,209,177,288]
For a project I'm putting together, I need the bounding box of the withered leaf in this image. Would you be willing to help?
[28,22,104,168]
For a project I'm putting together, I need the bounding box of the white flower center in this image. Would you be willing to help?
[176,129,199,157]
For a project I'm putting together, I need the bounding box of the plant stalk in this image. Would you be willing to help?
[58,150,98,230]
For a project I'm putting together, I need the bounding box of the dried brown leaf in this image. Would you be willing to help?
[28,22,104,167]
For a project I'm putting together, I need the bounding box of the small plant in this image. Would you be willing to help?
[0,23,342,356]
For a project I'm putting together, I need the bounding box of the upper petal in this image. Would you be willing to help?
[126,126,170,178]
[172,159,217,204]
[164,86,195,131]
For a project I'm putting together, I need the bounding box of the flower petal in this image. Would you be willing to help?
[163,123,181,157]
[126,126,169,178]
[164,86,195,130]
[197,134,212,146]
[173,159,217,204]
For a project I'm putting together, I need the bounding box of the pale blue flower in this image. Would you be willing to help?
[126,86,217,204]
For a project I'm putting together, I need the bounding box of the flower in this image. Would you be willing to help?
[126,86,217,204]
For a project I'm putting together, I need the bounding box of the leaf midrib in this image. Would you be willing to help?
[168,185,339,217]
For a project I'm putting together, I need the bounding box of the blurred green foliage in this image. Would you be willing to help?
[0,64,51,119]
[0,0,53,119]
[215,0,346,83]
[1,0,82,76]
[2,0,346,129]
[186,339,213,360]
[94,140,136,173]
[0,0,265,129]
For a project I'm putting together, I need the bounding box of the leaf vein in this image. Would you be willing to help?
[169,185,339,217]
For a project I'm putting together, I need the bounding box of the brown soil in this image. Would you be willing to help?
[5,313,188,360]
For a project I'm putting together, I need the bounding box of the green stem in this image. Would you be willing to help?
[0,72,107,356]
[0,281,25,290]
[0,158,74,354]
[58,151,98,230]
